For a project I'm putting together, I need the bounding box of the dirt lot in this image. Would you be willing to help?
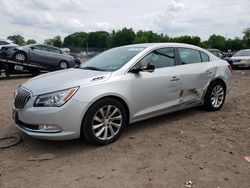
[0,70,250,188]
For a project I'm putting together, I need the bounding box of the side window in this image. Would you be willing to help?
[0,41,9,45]
[200,52,210,62]
[47,47,61,54]
[178,48,202,64]
[210,51,217,57]
[140,47,175,69]
[218,52,224,58]
[34,45,48,52]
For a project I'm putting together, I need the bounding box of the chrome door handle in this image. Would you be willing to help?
[170,76,180,81]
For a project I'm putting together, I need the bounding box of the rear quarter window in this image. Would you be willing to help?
[201,52,210,62]
[178,48,202,64]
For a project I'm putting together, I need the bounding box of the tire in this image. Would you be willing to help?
[59,61,68,69]
[203,80,226,111]
[14,52,27,62]
[81,98,127,145]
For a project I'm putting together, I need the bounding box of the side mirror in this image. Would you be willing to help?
[30,46,35,50]
[130,62,155,73]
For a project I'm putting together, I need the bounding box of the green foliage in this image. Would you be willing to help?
[243,28,250,48]
[7,35,25,45]
[53,36,63,47]
[44,38,55,46]
[225,38,243,51]
[207,35,226,51]
[7,27,250,52]
[111,28,136,47]
[88,31,111,48]
[26,39,36,44]
[63,32,88,48]
[134,30,164,43]
[44,36,63,47]
[171,36,201,46]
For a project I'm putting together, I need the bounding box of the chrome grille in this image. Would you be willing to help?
[14,87,31,109]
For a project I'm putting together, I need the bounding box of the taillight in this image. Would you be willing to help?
[227,64,232,72]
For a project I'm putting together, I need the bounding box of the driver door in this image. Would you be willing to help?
[130,47,181,121]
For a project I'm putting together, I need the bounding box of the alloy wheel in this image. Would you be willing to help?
[210,85,224,108]
[15,53,25,61]
[92,105,122,141]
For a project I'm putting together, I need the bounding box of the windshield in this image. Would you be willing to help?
[79,46,144,71]
[234,50,250,57]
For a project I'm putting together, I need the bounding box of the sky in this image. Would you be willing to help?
[0,0,250,42]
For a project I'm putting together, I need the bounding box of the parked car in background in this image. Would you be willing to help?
[0,39,18,51]
[207,49,225,59]
[207,49,233,66]
[60,48,81,65]
[230,49,250,68]
[5,44,76,69]
[13,43,232,145]
[69,53,81,65]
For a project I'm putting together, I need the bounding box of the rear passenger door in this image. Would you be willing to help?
[177,48,214,103]
[46,46,62,65]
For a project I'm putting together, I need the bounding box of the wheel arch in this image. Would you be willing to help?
[211,77,227,91]
[14,50,28,59]
[80,95,131,136]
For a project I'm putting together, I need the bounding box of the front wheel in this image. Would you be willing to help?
[203,81,226,111]
[81,98,127,145]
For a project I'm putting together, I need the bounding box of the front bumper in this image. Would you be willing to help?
[233,60,250,68]
[13,98,88,140]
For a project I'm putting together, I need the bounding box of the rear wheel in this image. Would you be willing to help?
[14,52,27,62]
[81,98,127,145]
[59,61,68,69]
[203,81,226,111]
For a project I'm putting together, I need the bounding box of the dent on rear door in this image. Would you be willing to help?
[180,62,214,103]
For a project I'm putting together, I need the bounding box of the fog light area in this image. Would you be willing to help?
[38,125,61,133]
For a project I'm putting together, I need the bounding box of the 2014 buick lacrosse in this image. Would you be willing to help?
[13,43,232,145]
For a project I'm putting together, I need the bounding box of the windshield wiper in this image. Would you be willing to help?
[81,66,105,71]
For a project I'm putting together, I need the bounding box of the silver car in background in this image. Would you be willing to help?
[0,39,18,50]
[13,43,232,145]
[230,49,250,68]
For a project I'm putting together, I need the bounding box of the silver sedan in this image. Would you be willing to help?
[230,49,250,68]
[13,43,232,145]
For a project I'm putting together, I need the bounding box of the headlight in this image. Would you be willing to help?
[34,87,79,107]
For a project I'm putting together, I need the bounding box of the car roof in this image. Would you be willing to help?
[121,42,208,51]
[121,43,213,55]
[207,49,221,51]
[22,44,60,49]
[237,49,250,52]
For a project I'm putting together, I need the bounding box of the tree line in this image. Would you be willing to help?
[7,27,250,52]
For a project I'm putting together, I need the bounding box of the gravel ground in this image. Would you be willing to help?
[0,70,250,188]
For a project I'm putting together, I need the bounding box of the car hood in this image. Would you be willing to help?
[22,68,112,96]
[231,56,250,60]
